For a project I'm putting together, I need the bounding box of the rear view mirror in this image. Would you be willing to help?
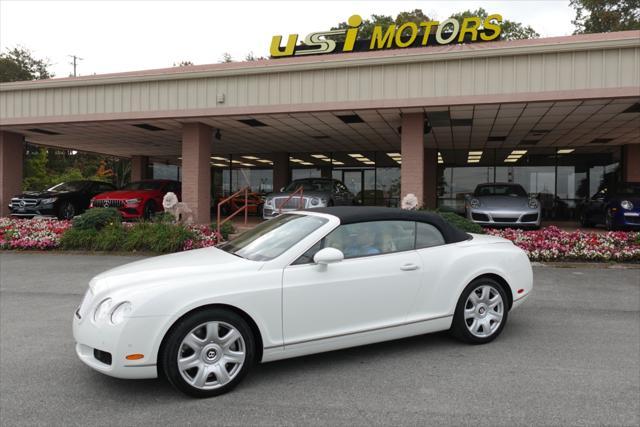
[313,247,344,265]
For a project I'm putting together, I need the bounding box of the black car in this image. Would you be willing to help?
[9,180,117,220]
[579,182,640,230]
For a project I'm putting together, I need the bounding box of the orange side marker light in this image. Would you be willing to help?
[126,354,144,360]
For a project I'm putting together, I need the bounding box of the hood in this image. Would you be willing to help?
[89,246,261,296]
[93,189,157,199]
[267,190,330,199]
[476,195,530,210]
[15,190,73,199]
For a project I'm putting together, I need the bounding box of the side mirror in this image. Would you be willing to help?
[313,247,344,265]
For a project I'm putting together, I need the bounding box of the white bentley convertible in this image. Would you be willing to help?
[73,207,533,397]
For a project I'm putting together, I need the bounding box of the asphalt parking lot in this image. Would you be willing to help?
[1,252,639,426]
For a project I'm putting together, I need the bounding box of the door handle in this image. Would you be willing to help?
[400,263,419,271]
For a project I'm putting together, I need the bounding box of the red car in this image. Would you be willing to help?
[90,180,181,220]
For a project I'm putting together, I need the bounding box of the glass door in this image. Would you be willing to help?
[343,170,363,204]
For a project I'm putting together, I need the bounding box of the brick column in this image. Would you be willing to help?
[130,155,149,181]
[622,144,640,182]
[0,131,24,217]
[423,148,438,209]
[400,113,425,207]
[272,152,290,192]
[182,123,212,224]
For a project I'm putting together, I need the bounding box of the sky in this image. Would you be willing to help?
[0,0,576,78]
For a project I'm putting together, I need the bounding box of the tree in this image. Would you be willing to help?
[331,8,539,42]
[0,46,53,82]
[570,0,640,34]
[173,60,194,67]
[449,8,539,40]
[220,52,233,63]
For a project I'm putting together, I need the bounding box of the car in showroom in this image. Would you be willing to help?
[9,180,117,220]
[73,206,533,398]
[90,179,181,220]
[579,182,640,230]
[262,178,355,219]
[465,183,541,228]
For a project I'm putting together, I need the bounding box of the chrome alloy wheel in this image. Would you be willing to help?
[177,321,246,390]
[464,285,504,338]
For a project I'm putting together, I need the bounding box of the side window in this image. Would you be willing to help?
[415,222,445,249]
[325,221,415,259]
[292,241,323,265]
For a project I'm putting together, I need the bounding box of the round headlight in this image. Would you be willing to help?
[93,298,113,323]
[110,302,132,325]
[470,198,481,208]
[621,200,633,210]
[528,199,539,209]
[310,197,320,206]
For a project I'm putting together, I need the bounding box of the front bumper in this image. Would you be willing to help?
[467,208,541,227]
[9,206,56,218]
[617,211,640,227]
[73,311,168,379]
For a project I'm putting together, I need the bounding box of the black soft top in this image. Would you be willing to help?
[306,206,470,244]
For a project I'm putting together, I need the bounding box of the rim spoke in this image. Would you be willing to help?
[223,350,245,365]
[212,363,231,385]
[488,311,503,322]
[205,322,220,342]
[192,366,209,388]
[489,296,502,309]
[469,292,481,304]
[480,286,490,302]
[220,329,241,349]
[183,333,205,351]
[178,354,201,371]
[464,308,476,319]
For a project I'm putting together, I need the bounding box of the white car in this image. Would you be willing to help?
[73,207,533,398]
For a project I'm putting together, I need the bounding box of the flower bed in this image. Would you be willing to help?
[0,217,220,252]
[486,226,640,262]
[0,217,71,250]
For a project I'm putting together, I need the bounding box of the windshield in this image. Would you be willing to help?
[47,181,87,192]
[122,181,165,191]
[217,214,328,261]
[474,184,527,197]
[613,183,640,195]
[284,179,332,192]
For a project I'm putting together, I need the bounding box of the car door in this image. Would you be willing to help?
[282,220,423,345]
[587,190,606,223]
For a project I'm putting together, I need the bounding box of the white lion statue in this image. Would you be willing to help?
[162,192,193,224]
[401,193,420,210]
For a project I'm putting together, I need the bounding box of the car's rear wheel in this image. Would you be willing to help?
[57,201,76,220]
[161,309,256,398]
[451,278,508,344]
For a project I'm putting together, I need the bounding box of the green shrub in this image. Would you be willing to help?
[93,225,127,251]
[122,223,195,253]
[218,221,236,240]
[72,208,121,230]
[60,228,99,250]
[437,211,484,234]
[152,211,176,224]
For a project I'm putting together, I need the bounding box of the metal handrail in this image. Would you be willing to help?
[216,186,249,239]
[276,186,304,213]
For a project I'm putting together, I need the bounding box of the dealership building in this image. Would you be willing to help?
[1,30,639,223]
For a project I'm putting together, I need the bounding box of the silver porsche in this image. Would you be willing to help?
[465,183,541,228]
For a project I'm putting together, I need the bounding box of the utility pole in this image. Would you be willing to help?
[68,55,83,77]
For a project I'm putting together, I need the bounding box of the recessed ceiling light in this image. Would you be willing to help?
[467,155,482,160]
[504,158,519,163]
[240,163,254,167]
[363,161,375,165]
[468,151,483,156]
[242,156,260,160]
[300,162,314,166]
[231,160,242,163]
[211,163,229,167]
[349,153,364,158]
[257,159,272,163]
[387,152,401,157]
[557,149,575,154]
[511,150,528,155]
[321,158,332,162]
[438,159,444,164]
[211,156,229,161]
[468,159,480,163]
[311,154,328,159]
[333,161,345,165]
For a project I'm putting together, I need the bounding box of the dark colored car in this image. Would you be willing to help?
[579,182,640,230]
[9,180,117,220]
[90,179,181,220]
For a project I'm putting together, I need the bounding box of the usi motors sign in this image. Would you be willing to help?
[270,14,503,58]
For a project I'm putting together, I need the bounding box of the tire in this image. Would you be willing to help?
[57,201,76,220]
[579,212,593,228]
[142,201,156,220]
[450,278,509,344]
[161,308,256,398]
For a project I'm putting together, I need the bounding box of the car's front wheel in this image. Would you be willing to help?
[451,278,508,344]
[161,309,256,398]
[57,201,76,220]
